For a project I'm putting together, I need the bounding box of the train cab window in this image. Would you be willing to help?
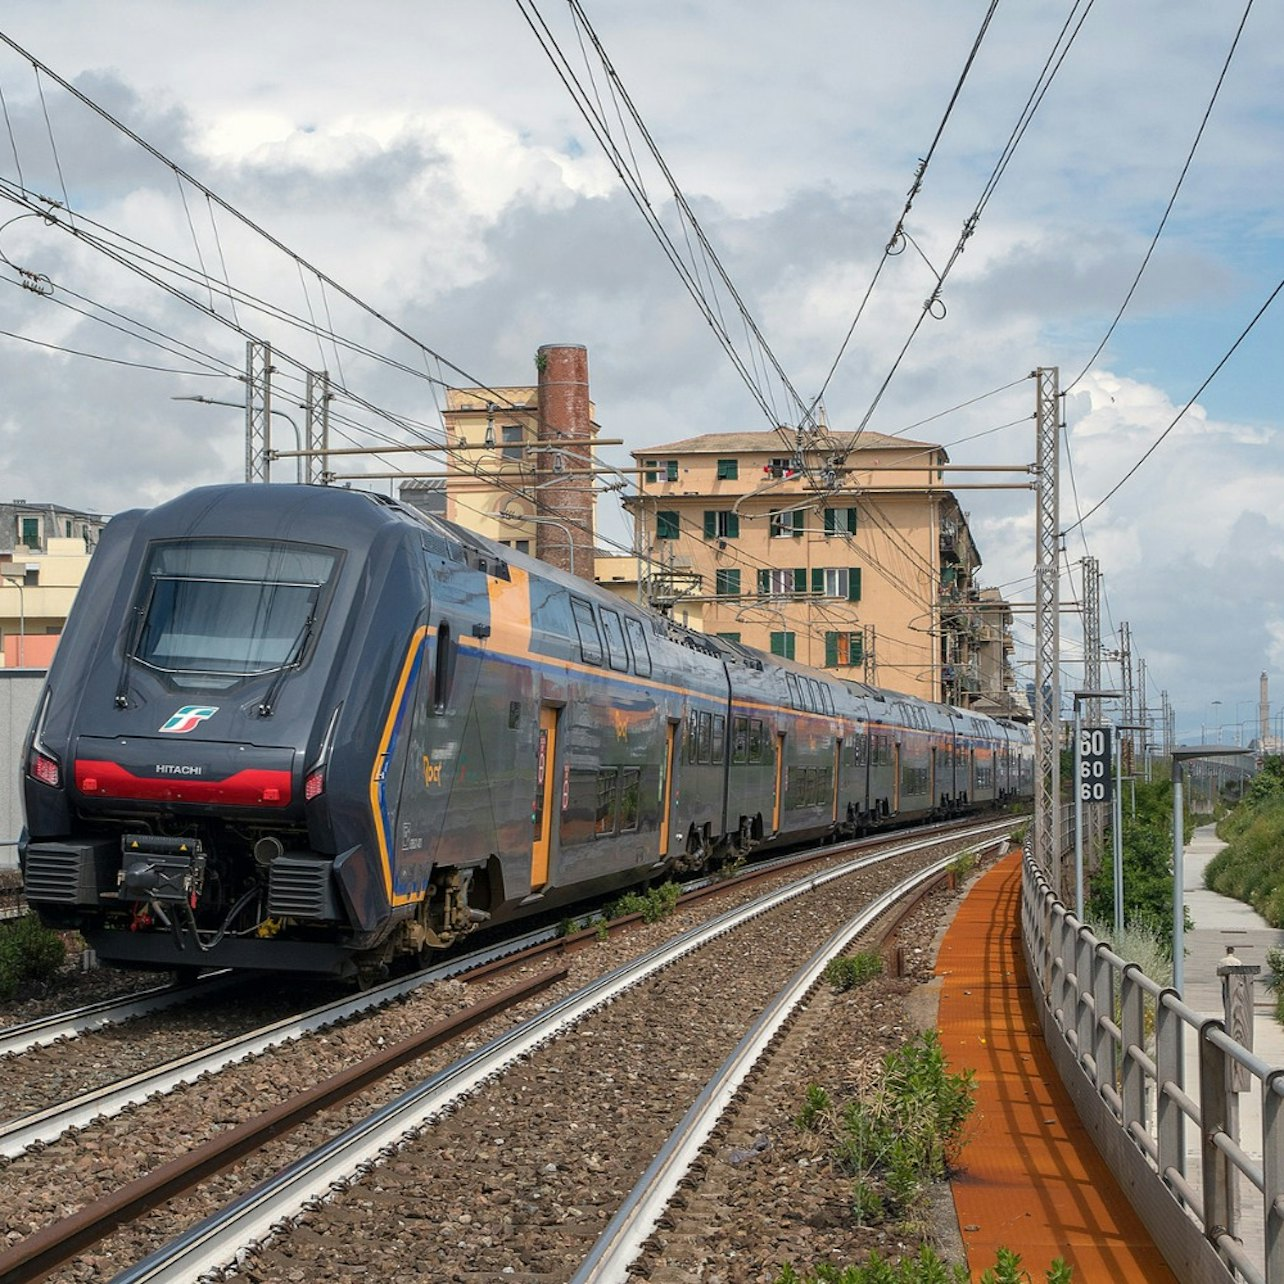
[785,672,802,710]
[131,538,339,690]
[697,710,713,763]
[624,616,652,677]
[820,685,835,716]
[732,716,749,764]
[748,718,764,763]
[600,608,629,672]
[712,714,726,765]
[570,597,603,665]
[806,679,822,713]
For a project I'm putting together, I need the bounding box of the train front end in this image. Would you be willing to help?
[19,485,416,978]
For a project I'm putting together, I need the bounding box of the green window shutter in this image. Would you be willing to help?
[792,568,806,593]
[657,511,679,539]
[726,512,739,539]
[851,632,864,663]
[823,508,835,535]
[811,568,824,594]
[717,631,741,643]
[703,511,716,539]
[846,507,858,534]
[666,460,678,481]
[824,632,838,667]
[758,569,770,594]
[770,632,795,659]
[716,459,738,480]
[792,509,804,535]
[848,568,862,601]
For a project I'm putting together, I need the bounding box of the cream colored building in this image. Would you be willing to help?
[622,430,1013,707]
[1,502,107,668]
[0,538,98,668]
[431,385,601,575]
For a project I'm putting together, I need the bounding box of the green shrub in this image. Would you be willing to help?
[0,915,67,999]
[823,951,883,992]
[607,881,681,924]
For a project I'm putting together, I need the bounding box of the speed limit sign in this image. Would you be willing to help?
[1079,726,1113,804]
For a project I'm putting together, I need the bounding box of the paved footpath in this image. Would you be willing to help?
[1181,823,1284,1278]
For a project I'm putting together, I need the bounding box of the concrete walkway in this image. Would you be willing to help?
[1181,824,1284,1277]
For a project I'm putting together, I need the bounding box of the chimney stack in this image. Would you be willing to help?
[534,344,594,579]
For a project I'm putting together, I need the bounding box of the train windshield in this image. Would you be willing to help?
[131,539,339,685]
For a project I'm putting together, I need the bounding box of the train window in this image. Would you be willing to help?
[807,679,822,713]
[132,538,339,688]
[851,736,866,768]
[433,622,454,714]
[820,685,835,716]
[748,719,764,763]
[698,710,713,763]
[561,769,598,847]
[687,711,699,763]
[785,672,802,710]
[600,608,629,672]
[595,769,618,836]
[619,768,641,832]
[712,714,726,764]
[732,716,749,764]
[624,616,652,677]
[570,597,603,665]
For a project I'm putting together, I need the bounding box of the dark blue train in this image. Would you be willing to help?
[19,484,1033,978]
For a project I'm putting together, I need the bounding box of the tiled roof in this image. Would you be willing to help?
[634,429,939,455]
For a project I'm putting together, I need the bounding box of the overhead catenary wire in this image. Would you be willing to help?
[1061,274,1284,537]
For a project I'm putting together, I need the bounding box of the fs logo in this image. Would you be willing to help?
[158,706,219,735]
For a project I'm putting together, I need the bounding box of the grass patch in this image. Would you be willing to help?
[796,1031,975,1228]
[775,1247,1072,1282]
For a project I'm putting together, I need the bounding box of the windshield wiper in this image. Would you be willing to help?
[257,611,317,717]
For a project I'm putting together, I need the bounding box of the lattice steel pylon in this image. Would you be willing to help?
[305,370,331,485]
[245,340,273,483]
[1033,367,1061,882]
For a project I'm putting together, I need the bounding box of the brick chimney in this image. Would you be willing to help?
[534,344,594,578]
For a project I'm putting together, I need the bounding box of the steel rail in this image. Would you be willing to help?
[0,918,568,1154]
[0,968,566,1284]
[571,840,1009,1282]
[109,825,993,1284]
[0,971,240,1057]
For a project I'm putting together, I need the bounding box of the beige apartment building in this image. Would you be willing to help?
[0,502,107,668]
[621,430,1015,709]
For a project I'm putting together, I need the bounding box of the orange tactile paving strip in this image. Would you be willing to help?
[938,852,1178,1283]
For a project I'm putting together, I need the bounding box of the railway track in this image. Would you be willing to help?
[0,817,1019,1283]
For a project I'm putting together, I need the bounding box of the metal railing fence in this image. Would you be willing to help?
[1023,850,1284,1284]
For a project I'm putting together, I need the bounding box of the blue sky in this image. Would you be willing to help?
[0,1,1280,740]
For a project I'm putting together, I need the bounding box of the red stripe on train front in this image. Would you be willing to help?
[74,759,293,807]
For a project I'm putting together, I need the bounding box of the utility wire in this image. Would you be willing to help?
[1065,0,1256,393]
[1062,274,1284,536]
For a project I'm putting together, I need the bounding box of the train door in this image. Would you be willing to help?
[930,745,938,811]
[773,733,786,834]
[531,706,560,890]
[658,719,678,857]
[833,739,843,824]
